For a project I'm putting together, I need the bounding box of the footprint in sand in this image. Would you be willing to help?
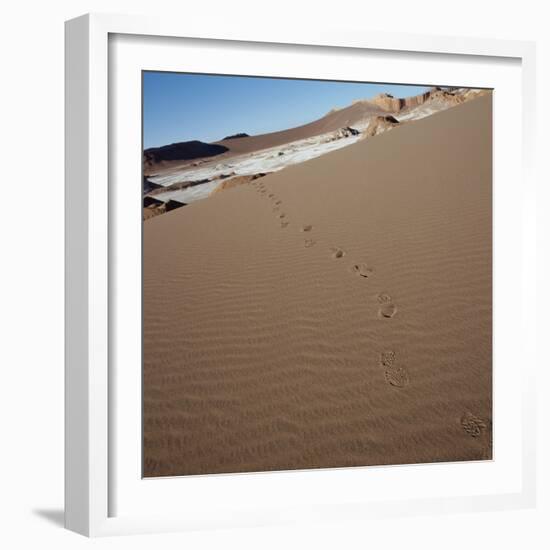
[301,225,313,232]
[376,293,397,318]
[278,213,287,219]
[377,292,392,304]
[304,239,316,248]
[384,367,410,388]
[268,193,275,198]
[461,412,487,438]
[280,221,289,228]
[330,247,345,259]
[351,263,374,279]
[274,200,282,206]
[379,351,409,388]
[379,303,397,318]
[380,350,396,368]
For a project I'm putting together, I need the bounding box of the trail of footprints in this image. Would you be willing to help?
[252,179,291,229]
[250,178,486,442]
[253,176,400,318]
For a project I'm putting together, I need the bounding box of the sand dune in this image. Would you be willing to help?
[143,94,492,477]
[213,101,387,155]
[143,88,488,209]
[144,88,487,178]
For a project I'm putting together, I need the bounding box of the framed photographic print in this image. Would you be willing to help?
[65,13,537,536]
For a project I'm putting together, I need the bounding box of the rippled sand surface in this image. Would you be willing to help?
[143,95,492,477]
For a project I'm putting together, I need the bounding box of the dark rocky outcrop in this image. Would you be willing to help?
[143,196,164,208]
[324,126,360,143]
[143,197,187,220]
[222,132,250,140]
[144,140,228,169]
[165,199,187,212]
[362,116,400,138]
[143,176,163,195]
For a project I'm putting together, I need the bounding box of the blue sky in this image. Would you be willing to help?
[143,72,430,149]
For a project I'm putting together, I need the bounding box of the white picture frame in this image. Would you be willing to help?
[65,12,537,537]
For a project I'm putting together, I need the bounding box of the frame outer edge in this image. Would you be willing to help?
[520,41,537,507]
[87,12,110,537]
[65,14,91,537]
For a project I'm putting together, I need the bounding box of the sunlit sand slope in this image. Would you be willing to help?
[143,94,492,477]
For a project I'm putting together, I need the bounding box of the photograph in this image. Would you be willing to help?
[141,72,493,478]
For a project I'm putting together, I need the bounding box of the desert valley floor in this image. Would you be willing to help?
[143,93,492,477]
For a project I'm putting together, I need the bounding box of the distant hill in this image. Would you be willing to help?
[222,132,250,140]
[144,140,228,171]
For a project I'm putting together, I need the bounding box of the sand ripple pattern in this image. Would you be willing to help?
[143,95,493,476]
